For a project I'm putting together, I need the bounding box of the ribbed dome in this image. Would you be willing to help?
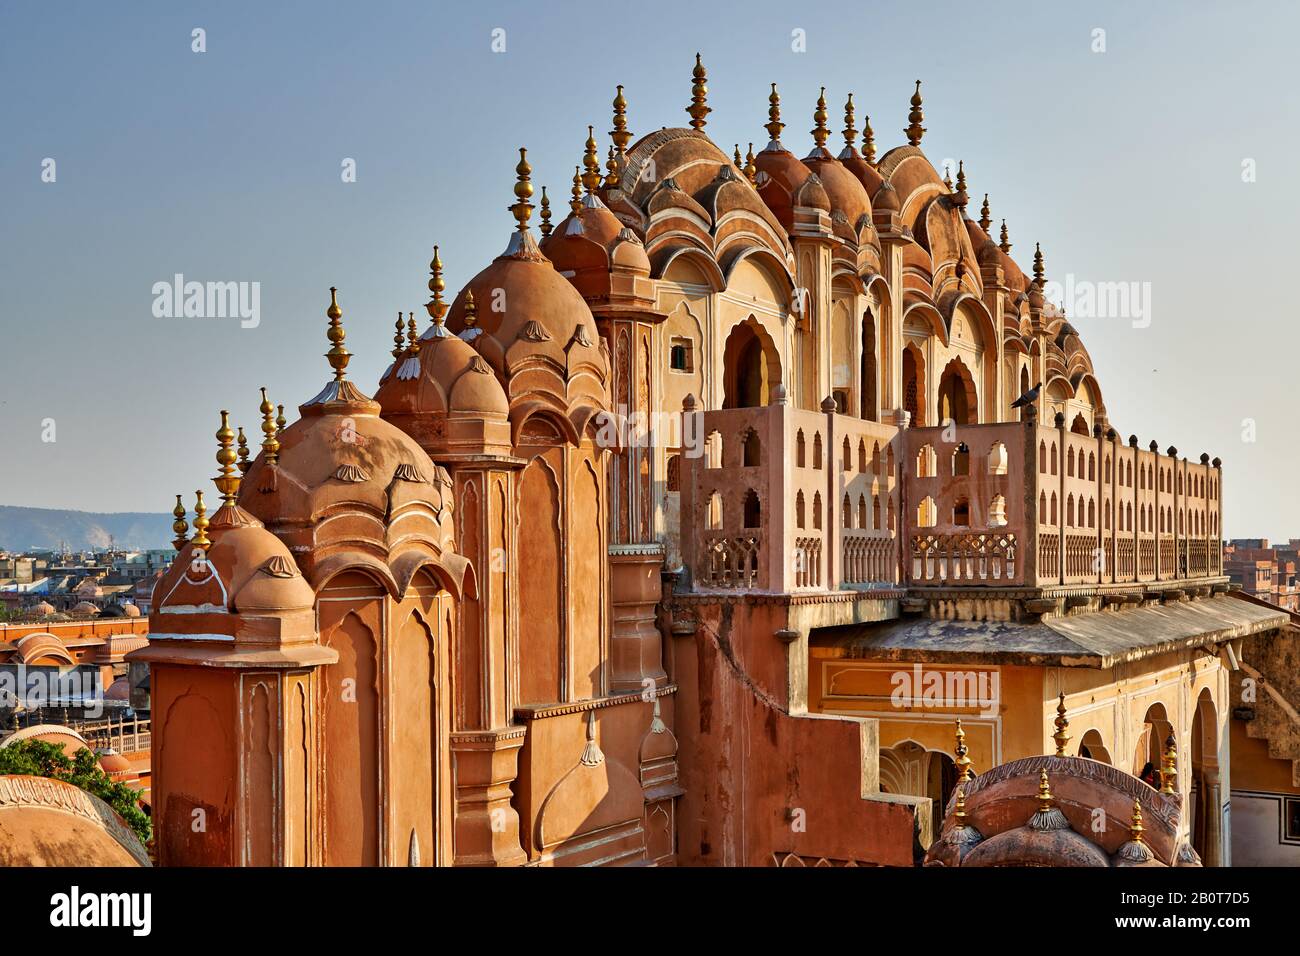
[803,148,872,228]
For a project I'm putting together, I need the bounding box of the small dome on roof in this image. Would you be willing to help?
[31,601,55,616]
[803,148,872,228]
[71,601,99,615]
[120,602,141,618]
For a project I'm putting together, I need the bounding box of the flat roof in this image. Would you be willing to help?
[809,595,1287,669]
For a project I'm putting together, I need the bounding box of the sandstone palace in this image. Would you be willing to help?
[126,58,1296,867]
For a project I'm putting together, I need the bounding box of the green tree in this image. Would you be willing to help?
[0,738,150,844]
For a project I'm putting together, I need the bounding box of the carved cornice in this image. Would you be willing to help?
[514,684,678,722]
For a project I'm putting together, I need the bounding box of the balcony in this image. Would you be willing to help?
[679,397,1224,596]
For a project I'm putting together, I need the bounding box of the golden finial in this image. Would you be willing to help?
[744,143,758,185]
[406,311,418,352]
[979,193,992,232]
[191,490,211,549]
[259,387,280,464]
[1160,733,1178,794]
[905,79,925,146]
[687,53,710,129]
[509,147,535,231]
[953,160,968,209]
[943,167,953,190]
[570,165,583,215]
[392,311,406,358]
[1053,691,1071,757]
[236,427,251,475]
[325,287,349,381]
[841,92,857,150]
[581,127,601,195]
[733,143,743,167]
[539,187,553,237]
[275,404,286,434]
[605,145,617,188]
[610,84,631,157]
[463,288,477,328]
[811,87,830,149]
[425,245,446,323]
[1032,242,1045,288]
[1128,799,1146,844]
[954,719,973,782]
[171,494,189,550]
[999,219,1011,253]
[954,783,969,822]
[765,82,784,143]
[213,410,240,505]
[1037,768,1054,812]
[862,113,876,164]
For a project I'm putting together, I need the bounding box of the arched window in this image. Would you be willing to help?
[796,430,806,468]
[842,437,851,472]
[1067,447,1076,478]
[1039,491,1048,523]
[1039,440,1047,474]
[842,494,853,528]
[917,496,937,528]
[953,497,970,526]
[1051,443,1058,475]
[1051,493,1058,525]
[813,433,823,470]
[858,438,868,473]
[743,430,761,467]
[666,453,680,493]
[872,495,881,530]
[796,491,806,529]
[988,442,1009,475]
[858,495,868,529]
[1088,498,1096,528]
[707,492,723,530]
[916,444,936,478]
[742,489,761,528]
[812,492,823,530]
[1088,453,1096,481]
[952,444,970,476]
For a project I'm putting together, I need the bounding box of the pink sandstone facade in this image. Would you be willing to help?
[124,60,1283,867]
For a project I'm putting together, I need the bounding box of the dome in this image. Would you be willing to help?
[103,675,132,702]
[120,602,141,618]
[31,601,55,616]
[873,180,901,214]
[619,127,735,208]
[1,724,91,756]
[543,192,652,291]
[96,749,133,777]
[803,148,872,229]
[156,505,315,616]
[71,601,99,615]
[0,774,150,866]
[960,774,1110,868]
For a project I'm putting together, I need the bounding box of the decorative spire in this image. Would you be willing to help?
[862,113,876,164]
[905,80,925,146]
[509,147,535,231]
[841,92,857,151]
[325,287,349,381]
[1053,691,1071,756]
[979,193,992,232]
[999,219,1011,253]
[191,490,210,549]
[581,127,601,195]
[765,83,784,145]
[259,387,280,464]
[406,311,418,352]
[744,143,758,185]
[425,245,446,323]
[1032,242,1045,288]
[171,495,189,550]
[953,783,969,822]
[1128,799,1145,844]
[392,311,406,358]
[605,146,617,189]
[953,160,969,209]
[236,427,251,475]
[213,410,240,505]
[538,187,553,237]
[1160,733,1178,794]
[954,719,973,782]
[570,165,583,215]
[733,143,743,167]
[1037,768,1055,812]
[463,289,477,329]
[610,84,631,158]
[687,53,710,129]
[810,87,829,149]
[275,404,287,434]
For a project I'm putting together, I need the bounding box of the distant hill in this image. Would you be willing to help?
[0,506,171,552]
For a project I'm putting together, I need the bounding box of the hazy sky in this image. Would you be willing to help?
[2,1,1297,539]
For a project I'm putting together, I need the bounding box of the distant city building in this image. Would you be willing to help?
[1224,539,1300,612]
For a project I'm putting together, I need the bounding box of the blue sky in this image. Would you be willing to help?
[2,0,1297,538]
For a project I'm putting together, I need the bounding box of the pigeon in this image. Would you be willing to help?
[1011,382,1042,409]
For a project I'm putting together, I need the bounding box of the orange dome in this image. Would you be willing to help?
[802,147,872,228]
